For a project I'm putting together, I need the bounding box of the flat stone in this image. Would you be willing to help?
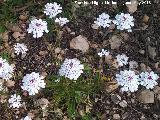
[137,90,154,104]
[113,114,120,120]
[119,100,127,108]
[111,94,121,104]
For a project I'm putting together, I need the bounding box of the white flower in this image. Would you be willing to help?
[116,70,140,92]
[27,19,49,38]
[21,115,32,120]
[55,17,69,26]
[94,13,112,28]
[14,43,28,55]
[21,72,46,95]
[44,2,62,18]
[116,54,129,67]
[0,57,14,80]
[113,13,134,32]
[8,94,22,108]
[139,71,159,89]
[59,58,84,80]
[98,49,110,57]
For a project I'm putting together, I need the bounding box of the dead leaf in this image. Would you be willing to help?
[148,45,156,60]
[91,23,99,30]
[70,35,89,53]
[6,80,15,87]
[109,35,122,50]
[105,82,119,93]
[37,98,49,110]
[0,32,8,41]
[39,50,48,56]
[19,14,28,21]
[6,23,22,32]
[140,63,147,72]
[105,55,113,65]
[0,95,7,103]
[120,32,129,41]
[12,32,21,39]
[54,47,61,54]
[126,0,138,13]
[112,59,119,69]
[143,14,149,23]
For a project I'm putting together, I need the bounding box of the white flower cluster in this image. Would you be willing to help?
[21,72,46,95]
[27,2,69,38]
[59,58,84,80]
[116,70,140,92]
[8,94,22,108]
[21,115,32,120]
[94,12,134,32]
[14,43,28,55]
[94,13,112,28]
[113,13,134,32]
[116,54,129,67]
[55,17,69,26]
[27,19,49,38]
[0,57,14,80]
[140,71,159,89]
[116,70,159,92]
[98,49,110,57]
[44,2,62,18]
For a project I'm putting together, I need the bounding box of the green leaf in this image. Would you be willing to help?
[0,25,7,33]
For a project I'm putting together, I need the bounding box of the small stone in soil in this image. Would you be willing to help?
[119,100,127,108]
[113,114,120,120]
[137,90,154,104]
[111,94,121,104]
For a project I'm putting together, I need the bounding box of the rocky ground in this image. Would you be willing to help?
[0,0,160,120]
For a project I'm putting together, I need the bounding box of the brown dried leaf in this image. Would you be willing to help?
[109,35,122,50]
[105,55,113,65]
[37,98,49,110]
[126,0,138,13]
[112,59,119,69]
[105,82,119,93]
[6,23,22,32]
[6,80,15,88]
[143,14,149,23]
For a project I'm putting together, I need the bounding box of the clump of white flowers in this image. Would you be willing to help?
[139,71,159,89]
[116,54,129,67]
[59,58,84,80]
[21,115,32,120]
[55,17,69,26]
[21,72,46,95]
[8,94,22,108]
[0,57,14,80]
[94,13,112,28]
[14,43,28,55]
[116,70,140,92]
[44,2,62,18]
[27,19,49,38]
[98,49,110,57]
[113,13,134,32]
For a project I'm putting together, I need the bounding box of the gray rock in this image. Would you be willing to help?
[137,90,154,103]
[111,94,121,104]
[119,100,127,108]
[113,114,120,120]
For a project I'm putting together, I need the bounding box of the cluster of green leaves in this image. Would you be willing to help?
[0,0,29,30]
[45,64,101,119]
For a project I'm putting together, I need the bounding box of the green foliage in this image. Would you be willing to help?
[0,51,11,62]
[45,64,100,119]
[0,25,7,33]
